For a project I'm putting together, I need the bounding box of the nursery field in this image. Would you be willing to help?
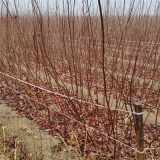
[0,0,160,159]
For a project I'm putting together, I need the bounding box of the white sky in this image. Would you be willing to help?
[1,0,160,15]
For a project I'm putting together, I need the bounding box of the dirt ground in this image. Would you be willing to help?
[2,62,159,124]
[0,101,78,160]
[0,64,159,160]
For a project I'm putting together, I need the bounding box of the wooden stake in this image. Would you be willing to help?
[134,102,145,160]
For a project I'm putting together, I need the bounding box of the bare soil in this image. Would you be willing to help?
[0,62,159,160]
[0,101,78,160]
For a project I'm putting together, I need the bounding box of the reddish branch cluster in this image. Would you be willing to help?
[0,77,159,159]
